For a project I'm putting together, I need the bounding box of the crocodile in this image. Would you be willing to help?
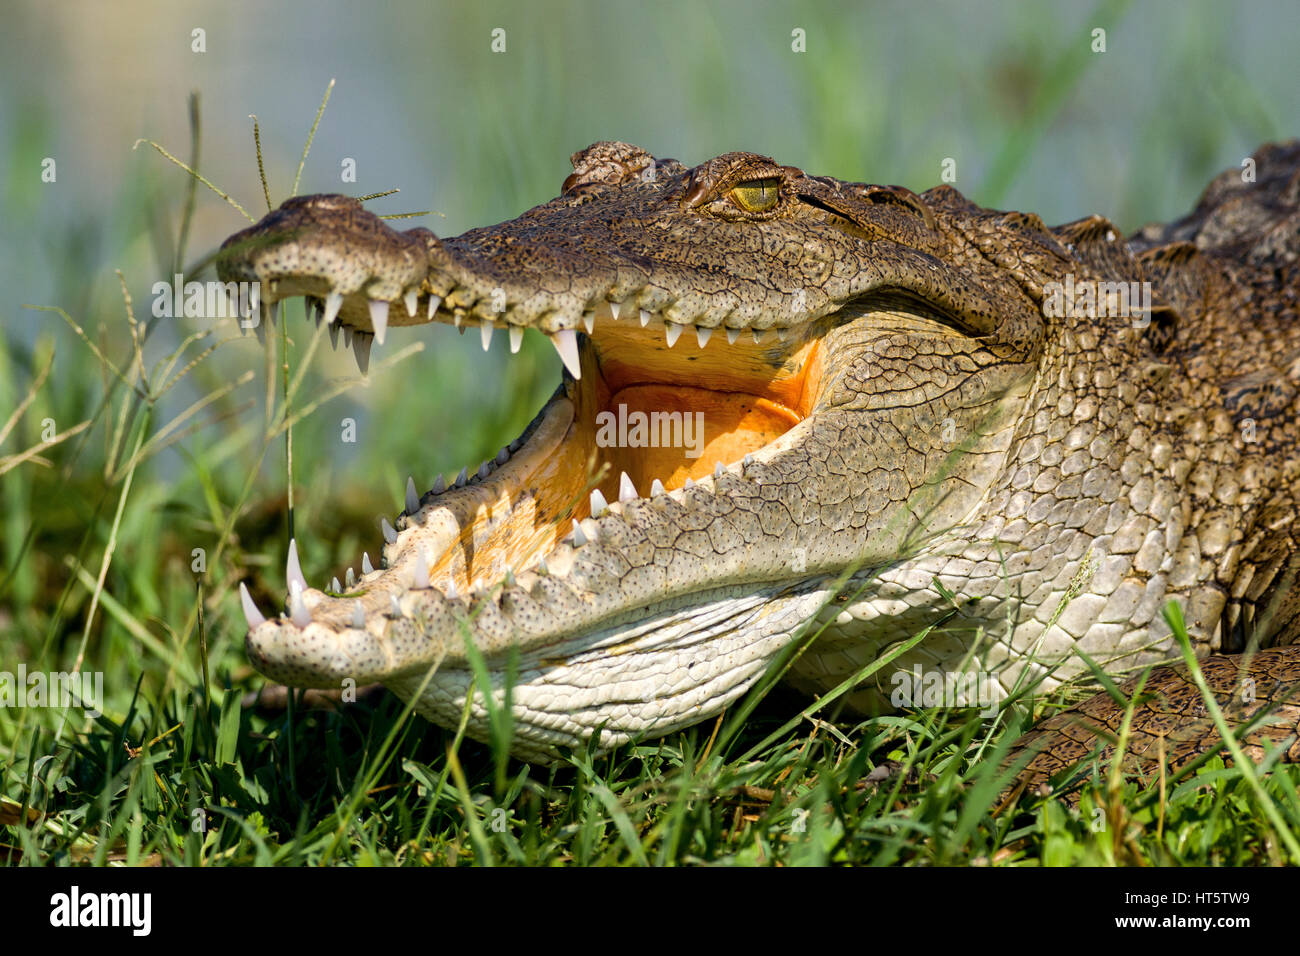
[218,140,1300,788]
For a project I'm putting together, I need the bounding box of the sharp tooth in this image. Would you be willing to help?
[619,472,637,502]
[432,473,446,494]
[480,319,495,351]
[504,568,516,587]
[752,328,764,344]
[609,301,621,320]
[650,478,665,496]
[496,447,509,465]
[552,329,582,379]
[743,453,754,467]
[346,567,356,587]
[477,461,491,479]
[639,309,651,328]
[446,579,459,599]
[328,321,340,350]
[289,581,311,627]
[249,284,261,312]
[427,294,442,319]
[665,323,683,347]
[582,311,595,334]
[726,327,740,345]
[684,477,695,489]
[309,298,321,328]
[286,538,308,593]
[352,600,366,628]
[368,299,389,345]
[453,313,463,329]
[509,326,523,353]
[354,333,372,374]
[714,461,725,478]
[696,326,712,347]
[581,519,599,543]
[331,576,341,593]
[406,476,420,514]
[589,488,608,516]
[412,548,429,588]
[404,289,418,317]
[455,467,468,488]
[239,583,267,628]
[362,552,374,574]
[381,518,398,545]
[571,520,587,547]
[536,557,549,575]
[323,291,343,325]
[343,326,353,349]
[390,594,402,615]
[777,327,787,342]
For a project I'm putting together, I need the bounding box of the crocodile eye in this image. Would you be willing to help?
[729,178,781,213]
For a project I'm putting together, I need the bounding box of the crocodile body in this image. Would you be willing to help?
[219,141,1300,780]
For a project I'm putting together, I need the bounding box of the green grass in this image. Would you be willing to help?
[3,6,1299,863]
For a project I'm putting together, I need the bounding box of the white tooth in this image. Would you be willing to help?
[323,291,343,325]
[477,461,491,479]
[382,518,398,545]
[571,519,587,547]
[406,476,420,514]
[446,579,459,599]
[328,321,340,350]
[696,326,712,347]
[239,583,267,628]
[777,327,787,342]
[650,478,665,496]
[354,333,372,374]
[432,473,446,494]
[726,327,740,345]
[480,319,494,351]
[496,447,509,465]
[412,548,429,588]
[714,461,725,478]
[404,289,418,317]
[752,328,764,344]
[453,313,463,329]
[504,568,516,587]
[249,284,261,312]
[684,477,695,489]
[509,326,523,353]
[581,519,599,543]
[349,600,364,628]
[455,467,468,488]
[665,323,683,347]
[619,472,637,502]
[427,294,442,319]
[362,552,374,574]
[639,309,651,327]
[743,453,754,466]
[345,567,356,587]
[536,557,549,575]
[289,581,311,627]
[286,538,308,593]
[389,594,402,615]
[582,311,595,334]
[608,301,621,320]
[552,329,582,379]
[331,576,341,593]
[369,299,389,345]
[590,488,608,516]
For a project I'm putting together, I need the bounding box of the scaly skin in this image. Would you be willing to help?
[218,140,1300,781]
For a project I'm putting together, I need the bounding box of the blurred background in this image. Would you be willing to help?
[0,0,1295,708]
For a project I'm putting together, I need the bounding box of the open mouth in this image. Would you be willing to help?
[329,299,831,602]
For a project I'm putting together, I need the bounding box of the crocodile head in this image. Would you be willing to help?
[219,141,1062,761]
